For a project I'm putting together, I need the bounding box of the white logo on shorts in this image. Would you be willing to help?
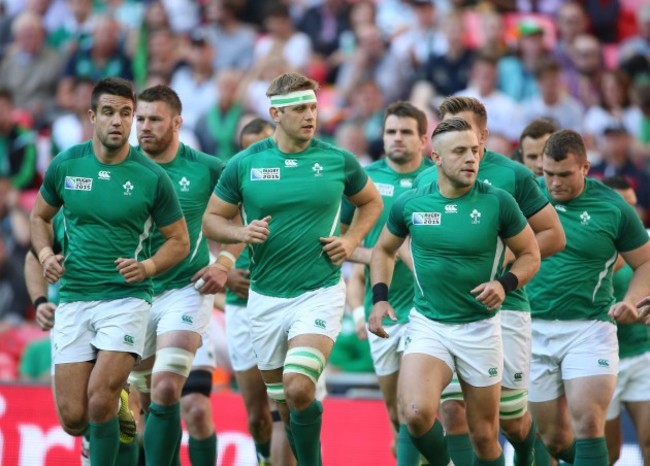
[412,212,441,225]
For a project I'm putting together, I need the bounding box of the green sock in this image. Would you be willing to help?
[116,433,139,466]
[170,429,182,466]
[284,425,298,460]
[508,421,537,466]
[255,439,272,461]
[397,424,421,466]
[144,402,181,466]
[574,438,608,466]
[408,419,450,466]
[534,437,552,466]
[189,434,217,466]
[289,400,323,466]
[89,417,120,466]
[556,441,576,463]
[474,452,505,466]
[447,433,474,466]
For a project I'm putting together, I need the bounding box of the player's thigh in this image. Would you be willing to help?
[367,322,406,377]
[565,375,616,437]
[53,361,94,426]
[529,320,564,403]
[224,304,258,372]
[626,400,650,452]
[377,371,400,418]
[452,315,504,389]
[500,310,531,390]
[604,416,623,464]
[91,298,150,359]
[235,365,271,419]
[50,301,96,365]
[529,395,573,451]
[248,290,290,371]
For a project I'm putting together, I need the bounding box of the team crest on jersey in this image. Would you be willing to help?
[412,212,441,225]
[251,168,281,181]
[312,163,324,176]
[179,176,190,192]
[470,209,481,224]
[65,176,93,191]
[400,179,413,188]
[580,211,591,225]
[123,181,134,195]
[375,183,395,197]
[445,204,458,214]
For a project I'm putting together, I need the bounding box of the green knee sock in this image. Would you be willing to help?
[255,439,272,461]
[171,428,182,466]
[284,425,298,460]
[447,433,474,466]
[144,402,181,466]
[289,400,323,466]
[574,438,608,466]
[556,441,576,464]
[397,424,421,466]
[534,437,552,466]
[408,419,450,466]
[508,421,537,466]
[116,433,140,466]
[473,452,505,466]
[189,433,217,466]
[89,417,120,466]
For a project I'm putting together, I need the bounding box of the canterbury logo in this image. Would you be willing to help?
[182,315,194,324]
[488,367,498,377]
[314,319,326,329]
[123,335,134,345]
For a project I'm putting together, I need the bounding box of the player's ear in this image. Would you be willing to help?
[173,114,183,131]
[269,106,281,123]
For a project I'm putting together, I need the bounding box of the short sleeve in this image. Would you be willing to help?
[514,170,549,218]
[386,191,411,238]
[214,156,243,204]
[152,171,184,227]
[615,200,649,252]
[343,151,369,197]
[40,156,63,208]
[497,189,528,239]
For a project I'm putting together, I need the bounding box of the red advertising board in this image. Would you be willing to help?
[0,384,394,465]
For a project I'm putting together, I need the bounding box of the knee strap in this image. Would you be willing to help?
[500,389,528,420]
[181,369,213,398]
[152,347,194,378]
[266,382,286,404]
[283,346,326,385]
[128,369,152,394]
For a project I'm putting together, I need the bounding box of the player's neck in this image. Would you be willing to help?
[386,155,423,174]
[437,176,472,198]
[93,138,130,164]
[146,140,180,164]
[273,132,311,153]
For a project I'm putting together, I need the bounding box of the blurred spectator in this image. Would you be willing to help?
[582,0,619,44]
[344,79,385,159]
[170,30,217,132]
[552,1,589,70]
[563,33,603,109]
[497,18,549,102]
[327,313,374,373]
[522,58,583,131]
[336,22,411,105]
[50,77,94,152]
[241,53,291,118]
[634,81,650,162]
[517,118,558,176]
[56,15,132,110]
[516,0,563,16]
[0,234,29,327]
[390,0,446,71]
[0,11,63,126]
[486,133,515,157]
[102,0,145,32]
[583,70,642,145]
[590,123,650,225]
[160,0,199,34]
[619,3,650,64]
[0,90,38,190]
[130,1,172,88]
[420,10,474,98]
[375,0,416,39]
[478,10,508,58]
[195,69,245,160]
[297,0,351,81]
[456,51,523,141]
[138,27,181,89]
[334,121,372,166]
[19,336,51,382]
[202,0,257,71]
[47,0,96,54]
[253,2,312,74]
[0,176,30,263]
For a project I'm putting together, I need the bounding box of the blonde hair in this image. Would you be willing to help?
[266,72,319,98]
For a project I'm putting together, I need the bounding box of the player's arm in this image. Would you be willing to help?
[368,227,404,338]
[347,263,368,339]
[202,194,271,244]
[609,242,650,323]
[24,250,57,331]
[526,203,566,259]
[29,193,64,284]
[321,179,383,265]
[472,224,541,310]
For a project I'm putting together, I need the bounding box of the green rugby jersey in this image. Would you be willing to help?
[225,248,250,307]
[40,141,183,303]
[215,138,368,298]
[613,261,650,359]
[528,178,649,321]
[341,158,433,324]
[413,150,548,312]
[143,143,224,295]
[387,181,527,323]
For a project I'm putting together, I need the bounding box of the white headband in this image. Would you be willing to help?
[270,90,317,108]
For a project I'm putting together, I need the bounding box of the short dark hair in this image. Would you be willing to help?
[602,175,632,190]
[431,118,473,142]
[519,119,558,144]
[384,101,428,137]
[534,58,561,79]
[474,50,499,67]
[138,85,182,115]
[439,96,487,130]
[239,118,274,145]
[265,2,290,19]
[0,89,13,103]
[91,77,136,111]
[543,129,587,161]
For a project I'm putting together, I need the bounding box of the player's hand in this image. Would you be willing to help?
[471,281,505,311]
[320,236,356,265]
[355,317,368,340]
[115,258,148,283]
[191,264,228,294]
[226,268,250,299]
[35,302,56,331]
[608,300,639,324]
[638,296,650,325]
[240,216,271,244]
[42,254,65,284]
[368,301,396,338]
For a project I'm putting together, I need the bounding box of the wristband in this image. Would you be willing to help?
[497,272,519,293]
[142,259,157,277]
[38,247,54,265]
[218,250,237,266]
[352,306,365,325]
[34,296,48,308]
[372,283,389,304]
